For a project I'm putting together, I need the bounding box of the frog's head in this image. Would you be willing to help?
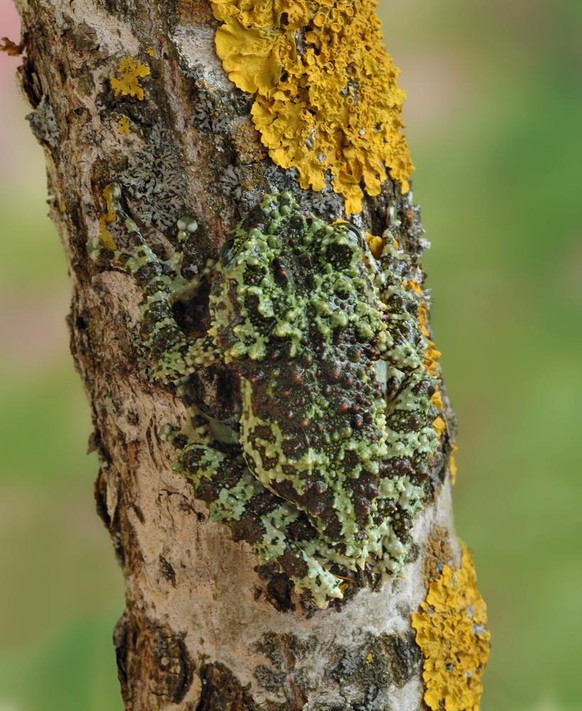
[208,194,309,365]
[208,193,385,367]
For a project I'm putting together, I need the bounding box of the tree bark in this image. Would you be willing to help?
[13,1,489,709]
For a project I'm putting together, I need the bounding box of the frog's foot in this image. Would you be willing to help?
[159,422,184,445]
[97,184,221,382]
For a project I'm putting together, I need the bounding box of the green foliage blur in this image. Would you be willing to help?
[1,1,581,709]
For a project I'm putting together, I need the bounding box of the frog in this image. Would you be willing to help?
[97,187,439,607]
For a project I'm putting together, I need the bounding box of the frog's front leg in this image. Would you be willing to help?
[102,183,220,383]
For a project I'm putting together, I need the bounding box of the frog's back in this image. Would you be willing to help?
[210,193,391,555]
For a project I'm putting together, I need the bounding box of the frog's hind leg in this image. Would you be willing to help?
[179,442,345,607]
[105,183,220,382]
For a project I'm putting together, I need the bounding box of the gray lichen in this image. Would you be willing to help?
[26,94,59,149]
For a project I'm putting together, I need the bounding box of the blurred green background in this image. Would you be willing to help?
[1,0,581,709]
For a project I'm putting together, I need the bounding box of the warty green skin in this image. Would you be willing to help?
[98,189,438,607]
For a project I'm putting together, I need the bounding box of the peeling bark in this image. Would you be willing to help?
[13,1,487,709]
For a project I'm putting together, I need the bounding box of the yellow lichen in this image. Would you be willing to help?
[404,278,445,438]
[365,231,384,260]
[98,184,119,251]
[432,415,446,439]
[407,279,442,379]
[110,57,150,100]
[412,545,491,711]
[431,387,443,411]
[117,115,131,135]
[431,389,447,439]
[449,444,459,484]
[210,0,414,213]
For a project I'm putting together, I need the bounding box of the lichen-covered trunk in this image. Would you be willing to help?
[14,1,489,709]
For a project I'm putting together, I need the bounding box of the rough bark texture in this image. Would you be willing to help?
[13,1,485,709]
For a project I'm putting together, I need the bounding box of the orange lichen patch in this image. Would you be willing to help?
[404,279,422,296]
[415,291,442,379]
[404,278,444,438]
[146,47,155,57]
[449,444,459,485]
[179,0,213,24]
[117,115,131,135]
[234,119,267,163]
[98,184,119,251]
[431,388,446,440]
[432,415,446,440]
[431,387,443,411]
[365,231,384,259]
[412,545,491,711]
[110,57,150,100]
[422,526,454,583]
[210,0,414,213]
[406,281,441,376]
[424,338,442,379]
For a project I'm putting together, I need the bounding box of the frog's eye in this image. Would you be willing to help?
[220,237,237,266]
[345,224,365,247]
